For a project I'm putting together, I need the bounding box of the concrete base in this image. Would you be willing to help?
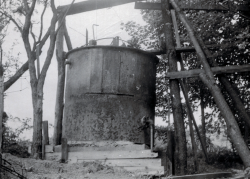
[45,141,165,176]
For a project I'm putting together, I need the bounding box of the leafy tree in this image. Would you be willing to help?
[121,0,250,172]
[0,0,60,158]
[2,114,31,158]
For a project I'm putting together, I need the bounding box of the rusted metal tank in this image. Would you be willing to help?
[63,46,159,144]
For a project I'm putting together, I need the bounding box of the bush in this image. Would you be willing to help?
[2,113,31,158]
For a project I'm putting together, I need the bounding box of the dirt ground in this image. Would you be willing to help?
[1,153,248,179]
[1,153,157,179]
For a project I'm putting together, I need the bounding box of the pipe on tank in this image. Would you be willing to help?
[141,116,154,152]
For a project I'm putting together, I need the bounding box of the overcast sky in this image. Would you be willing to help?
[3,0,172,140]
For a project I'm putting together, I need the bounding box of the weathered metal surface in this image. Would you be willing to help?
[63,46,158,144]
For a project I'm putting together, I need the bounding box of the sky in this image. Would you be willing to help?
[3,0,175,140]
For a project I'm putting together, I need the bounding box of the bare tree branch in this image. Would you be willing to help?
[51,0,56,14]
[38,0,48,43]
[30,23,37,51]
[22,0,38,83]
[38,12,57,87]
[29,0,37,16]
[0,11,23,33]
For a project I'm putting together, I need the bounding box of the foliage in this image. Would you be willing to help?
[186,146,243,174]
[121,0,250,145]
[154,125,174,142]
[2,114,31,158]
[0,0,58,158]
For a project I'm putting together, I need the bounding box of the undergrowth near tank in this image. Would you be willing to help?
[186,146,244,175]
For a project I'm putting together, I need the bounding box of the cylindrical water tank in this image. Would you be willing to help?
[63,46,159,144]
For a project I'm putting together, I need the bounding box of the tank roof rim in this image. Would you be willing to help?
[66,45,159,64]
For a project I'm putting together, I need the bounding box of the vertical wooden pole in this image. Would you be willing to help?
[42,121,49,160]
[86,29,88,46]
[179,80,209,162]
[0,47,3,153]
[200,90,207,150]
[53,16,66,146]
[61,138,68,163]
[161,1,187,174]
[166,130,175,176]
[43,121,49,145]
[64,23,73,51]
[245,113,250,145]
[42,140,45,160]
[170,0,250,168]
[171,10,198,171]
[0,47,3,178]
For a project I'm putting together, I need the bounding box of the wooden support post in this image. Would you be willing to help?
[245,122,249,145]
[0,47,3,154]
[171,9,202,170]
[61,138,68,163]
[195,34,250,128]
[43,121,49,145]
[42,121,49,160]
[245,113,250,145]
[0,48,3,178]
[166,130,175,176]
[64,23,73,51]
[200,90,207,152]
[162,0,187,174]
[86,29,88,46]
[42,140,45,160]
[54,17,66,146]
[170,0,250,168]
[179,80,209,163]
[0,153,2,177]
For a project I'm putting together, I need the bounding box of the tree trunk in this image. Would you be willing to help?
[200,89,207,151]
[53,17,66,146]
[31,80,38,157]
[162,0,187,174]
[32,95,43,159]
[170,0,250,168]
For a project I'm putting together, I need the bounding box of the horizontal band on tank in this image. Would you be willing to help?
[65,45,159,64]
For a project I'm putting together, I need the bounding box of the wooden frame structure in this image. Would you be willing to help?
[52,0,250,177]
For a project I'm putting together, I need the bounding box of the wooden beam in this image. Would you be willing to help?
[134,2,161,10]
[148,44,220,55]
[54,17,66,146]
[135,2,250,12]
[64,23,73,51]
[57,0,142,16]
[166,64,250,79]
[61,138,68,163]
